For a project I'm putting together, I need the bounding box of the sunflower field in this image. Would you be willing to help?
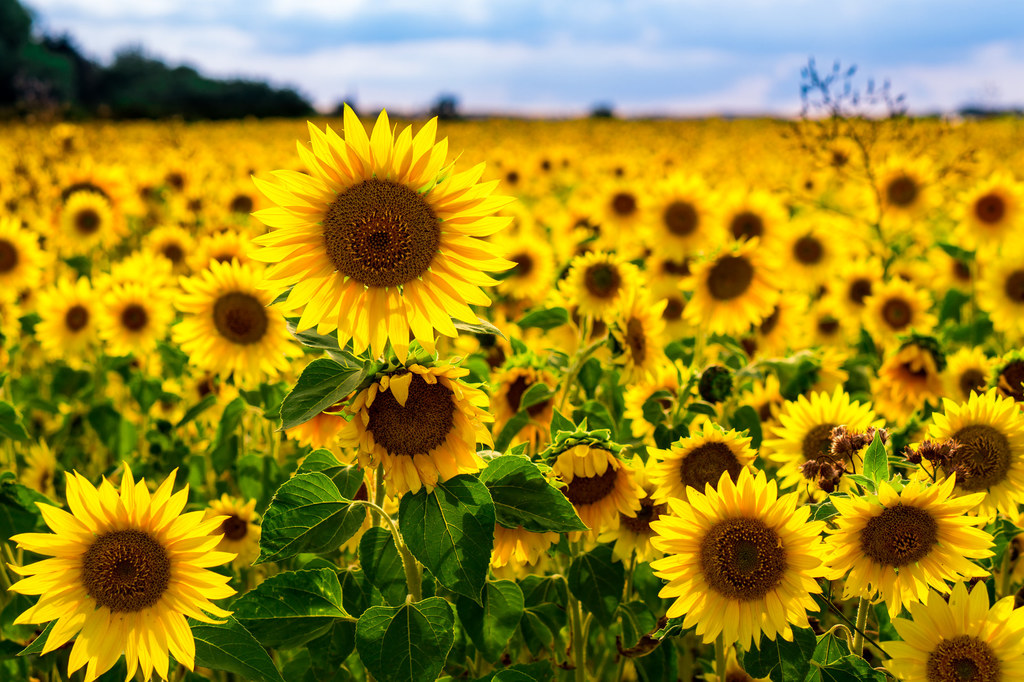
[1,109,1024,682]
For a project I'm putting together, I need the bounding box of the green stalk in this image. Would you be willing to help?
[569,593,587,682]
[351,499,421,602]
[852,596,870,655]
[715,633,727,682]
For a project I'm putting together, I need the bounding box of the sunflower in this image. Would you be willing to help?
[35,277,98,365]
[7,466,235,682]
[884,581,1024,682]
[338,362,492,495]
[877,156,935,230]
[992,351,1024,403]
[863,278,937,347]
[493,228,555,304]
[189,229,253,272]
[559,250,640,322]
[647,174,718,256]
[550,443,644,537]
[20,439,58,499]
[720,189,788,253]
[490,524,559,580]
[805,298,852,348]
[824,477,992,617]
[954,170,1023,253]
[763,387,883,491]
[872,339,946,421]
[649,420,756,502]
[777,216,841,291]
[977,245,1024,338]
[747,295,801,358]
[146,225,194,274]
[827,257,883,323]
[285,401,348,452]
[610,292,666,384]
[57,191,118,255]
[252,108,514,363]
[0,216,44,300]
[649,271,693,339]
[173,260,299,385]
[944,347,993,402]
[97,282,173,358]
[490,364,558,448]
[736,373,785,429]
[599,457,667,563]
[684,239,780,336]
[650,468,827,649]
[922,389,1024,517]
[206,494,262,569]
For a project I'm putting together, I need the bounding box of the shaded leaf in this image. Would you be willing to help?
[232,568,351,649]
[191,616,285,682]
[355,597,455,682]
[479,455,585,533]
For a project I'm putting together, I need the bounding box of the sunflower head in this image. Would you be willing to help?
[206,494,262,568]
[649,420,756,502]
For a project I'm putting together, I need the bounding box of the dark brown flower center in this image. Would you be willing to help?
[662,258,691,277]
[511,252,534,278]
[624,317,647,364]
[322,178,439,288]
[849,278,872,306]
[830,150,849,168]
[730,211,764,241]
[794,235,824,265]
[0,239,17,273]
[974,193,1005,225]
[162,242,185,265]
[65,304,90,332]
[700,517,786,601]
[230,194,254,214]
[998,360,1024,402]
[887,175,919,207]
[953,260,971,282]
[366,373,455,456]
[584,263,622,299]
[505,374,550,418]
[213,292,269,345]
[707,255,754,301]
[679,441,744,492]
[926,635,1001,682]
[662,297,684,321]
[947,424,1012,492]
[802,423,837,462]
[760,307,781,336]
[220,515,249,541]
[818,316,840,336]
[82,529,171,613]
[959,369,987,399]
[165,172,185,191]
[120,304,149,332]
[882,298,912,330]
[620,495,666,534]
[663,201,698,236]
[74,209,101,236]
[611,192,637,217]
[859,504,937,567]
[1003,271,1024,303]
[563,465,618,507]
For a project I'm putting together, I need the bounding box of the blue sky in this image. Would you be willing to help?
[25,0,1024,115]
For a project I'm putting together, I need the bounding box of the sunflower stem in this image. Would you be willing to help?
[852,596,870,655]
[350,499,421,601]
[999,541,1013,598]
[569,592,587,682]
[714,633,727,682]
[371,463,386,528]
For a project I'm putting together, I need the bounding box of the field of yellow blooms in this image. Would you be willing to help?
[2,110,1024,682]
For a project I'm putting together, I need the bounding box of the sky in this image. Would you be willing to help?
[24,0,1024,117]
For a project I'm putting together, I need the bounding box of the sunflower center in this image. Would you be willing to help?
[974,194,1005,225]
[512,252,534,277]
[65,305,90,332]
[120,304,149,332]
[794,236,824,265]
[700,517,786,601]
[926,635,1001,682]
[859,504,937,567]
[707,255,754,301]
[212,292,268,345]
[563,466,618,507]
[818,316,839,336]
[998,360,1024,401]
[611,192,637,217]
[662,258,691,276]
[220,515,249,541]
[230,194,254,214]
[0,239,18,273]
[82,529,171,613]
[887,175,919,207]
[367,373,455,456]
[849,278,872,306]
[322,178,440,288]
[831,150,849,168]
[760,307,781,335]
[664,201,698,236]
[162,243,185,264]
[1003,271,1024,303]
[74,209,101,236]
[166,172,185,191]
[959,369,986,398]
[505,375,550,418]
[620,496,666,534]
[730,211,764,241]
[624,318,647,364]
[584,263,622,299]
[953,260,971,282]
[679,441,744,492]
[882,298,912,329]
[802,423,837,462]
[663,297,684,321]
[947,424,1012,491]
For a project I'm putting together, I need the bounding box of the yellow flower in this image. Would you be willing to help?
[550,443,644,537]
[684,239,780,336]
[0,216,45,301]
[649,420,756,502]
[97,282,174,358]
[206,494,262,568]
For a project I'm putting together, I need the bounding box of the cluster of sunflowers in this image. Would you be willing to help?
[2,109,1024,682]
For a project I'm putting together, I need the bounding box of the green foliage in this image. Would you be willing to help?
[567,545,624,627]
[355,598,456,682]
[191,616,285,682]
[359,526,409,607]
[478,455,586,533]
[455,580,524,662]
[743,627,817,682]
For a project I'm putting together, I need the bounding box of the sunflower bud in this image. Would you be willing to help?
[699,365,733,404]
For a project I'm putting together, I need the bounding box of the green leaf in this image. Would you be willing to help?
[359,526,408,607]
[17,621,54,656]
[518,307,569,331]
[810,499,838,522]
[87,403,136,459]
[256,472,366,564]
[577,357,603,397]
[280,356,372,431]
[454,317,506,339]
[844,474,876,493]
[743,627,817,682]
[0,402,28,442]
[295,449,367,497]
[208,396,246,474]
[519,382,554,411]
[0,471,56,543]
[478,455,585,533]
[307,620,357,681]
[176,393,217,429]
[355,598,455,682]
[191,616,285,682]
[475,661,554,682]
[549,409,575,440]
[490,671,536,682]
[232,568,351,649]
[494,410,532,453]
[809,654,888,682]
[862,432,888,485]
[456,580,524,661]
[812,629,851,666]
[567,545,624,628]
[399,475,495,604]
[731,405,763,450]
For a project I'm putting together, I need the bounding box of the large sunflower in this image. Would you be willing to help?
[824,477,993,617]
[684,239,780,336]
[550,443,643,537]
[650,468,827,649]
[57,191,118,256]
[8,466,235,682]
[173,260,299,385]
[763,387,883,491]
[35,277,98,365]
[97,282,174,358]
[885,581,1024,682]
[863,278,937,347]
[559,250,640,321]
[954,170,1023,253]
[0,216,45,300]
[922,389,1024,516]
[338,362,492,495]
[251,108,514,363]
[649,420,756,502]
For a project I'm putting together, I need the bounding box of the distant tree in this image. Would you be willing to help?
[590,102,615,118]
[430,94,461,120]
